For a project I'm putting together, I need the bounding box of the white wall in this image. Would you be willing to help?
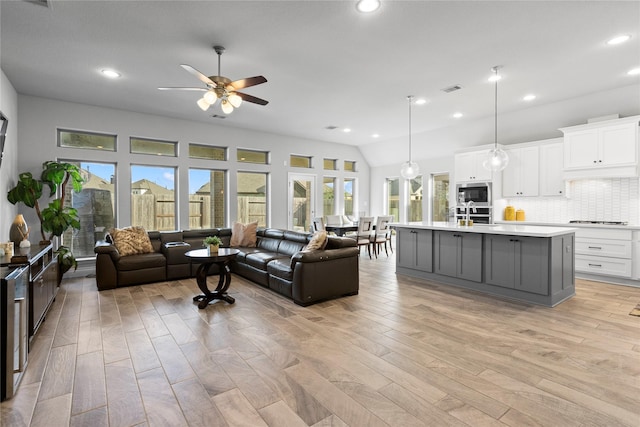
[0,69,19,243]
[16,95,370,237]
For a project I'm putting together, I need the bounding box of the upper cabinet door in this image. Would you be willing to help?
[600,123,637,166]
[502,146,539,197]
[454,151,492,182]
[564,130,599,169]
[540,143,565,196]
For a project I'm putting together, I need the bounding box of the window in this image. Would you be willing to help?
[387,178,399,222]
[61,161,116,259]
[131,165,176,231]
[344,160,356,172]
[237,172,268,226]
[237,148,269,164]
[344,178,355,216]
[408,176,423,222]
[324,158,337,170]
[432,173,450,222]
[323,177,336,216]
[189,168,226,229]
[58,129,116,151]
[130,137,177,157]
[290,154,312,168]
[189,143,226,160]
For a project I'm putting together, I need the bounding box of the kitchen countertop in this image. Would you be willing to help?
[494,220,640,230]
[392,222,577,237]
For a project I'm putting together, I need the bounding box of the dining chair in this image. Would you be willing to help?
[354,216,374,259]
[311,217,326,232]
[372,215,393,257]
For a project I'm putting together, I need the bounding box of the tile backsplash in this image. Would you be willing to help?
[497,178,640,225]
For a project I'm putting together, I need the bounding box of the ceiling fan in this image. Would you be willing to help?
[158,45,268,114]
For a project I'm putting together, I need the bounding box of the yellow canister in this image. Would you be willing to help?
[504,205,515,221]
[515,209,525,221]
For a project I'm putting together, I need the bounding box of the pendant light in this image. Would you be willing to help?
[483,66,509,172]
[400,95,420,180]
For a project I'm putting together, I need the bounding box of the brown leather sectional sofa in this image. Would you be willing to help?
[94,227,359,306]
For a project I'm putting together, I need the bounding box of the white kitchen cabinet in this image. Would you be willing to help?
[574,228,632,279]
[561,116,639,178]
[455,151,493,182]
[502,146,539,197]
[539,142,565,196]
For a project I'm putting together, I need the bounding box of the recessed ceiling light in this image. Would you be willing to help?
[452,112,463,118]
[628,67,640,76]
[343,128,352,133]
[607,34,631,45]
[356,0,380,13]
[101,69,121,79]
[372,133,380,138]
[523,94,537,101]
[415,98,428,105]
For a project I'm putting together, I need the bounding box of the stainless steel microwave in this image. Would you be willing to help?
[456,182,492,205]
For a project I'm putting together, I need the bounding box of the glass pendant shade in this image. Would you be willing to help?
[228,93,243,108]
[400,160,420,179]
[483,147,509,172]
[197,97,210,111]
[220,99,234,114]
[203,90,217,104]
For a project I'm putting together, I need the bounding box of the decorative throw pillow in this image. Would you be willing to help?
[303,230,327,251]
[230,221,258,247]
[109,226,154,256]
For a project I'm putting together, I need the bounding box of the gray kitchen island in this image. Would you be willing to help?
[394,222,577,306]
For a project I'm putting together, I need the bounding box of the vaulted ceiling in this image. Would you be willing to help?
[1,1,638,166]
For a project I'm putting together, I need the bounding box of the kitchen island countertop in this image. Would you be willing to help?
[392,222,577,237]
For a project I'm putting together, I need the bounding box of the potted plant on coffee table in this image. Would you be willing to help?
[203,235,222,254]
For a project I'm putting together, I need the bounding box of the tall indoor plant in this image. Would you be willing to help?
[7,161,84,279]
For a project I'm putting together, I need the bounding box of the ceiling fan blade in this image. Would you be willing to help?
[180,64,215,86]
[158,87,207,91]
[234,92,269,106]
[229,76,267,90]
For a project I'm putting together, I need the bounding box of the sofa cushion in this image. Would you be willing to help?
[303,231,327,251]
[160,231,183,244]
[245,251,280,270]
[230,221,258,247]
[117,252,166,271]
[267,256,294,281]
[110,226,154,256]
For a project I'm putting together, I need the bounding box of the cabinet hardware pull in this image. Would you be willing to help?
[588,246,602,249]
[588,263,602,267]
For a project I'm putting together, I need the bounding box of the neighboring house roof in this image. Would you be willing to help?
[131,179,173,195]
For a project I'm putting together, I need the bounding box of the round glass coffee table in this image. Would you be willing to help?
[185,248,240,309]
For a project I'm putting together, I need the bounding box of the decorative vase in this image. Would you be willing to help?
[208,244,219,254]
[9,214,29,246]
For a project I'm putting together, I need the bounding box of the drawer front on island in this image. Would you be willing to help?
[433,231,482,282]
[396,228,432,272]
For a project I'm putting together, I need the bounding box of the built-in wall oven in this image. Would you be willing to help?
[1,265,28,401]
[455,182,493,224]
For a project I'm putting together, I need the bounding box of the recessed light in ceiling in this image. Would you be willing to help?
[452,112,463,118]
[356,0,380,13]
[415,98,428,105]
[101,69,121,79]
[372,134,380,138]
[523,94,537,101]
[628,67,640,76]
[607,34,631,45]
[343,128,352,133]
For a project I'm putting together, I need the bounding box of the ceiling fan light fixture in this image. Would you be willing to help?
[228,93,243,108]
[203,90,217,104]
[220,99,234,114]
[197,97,211,111]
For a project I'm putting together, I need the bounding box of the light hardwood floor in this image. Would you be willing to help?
[1,251,639,426]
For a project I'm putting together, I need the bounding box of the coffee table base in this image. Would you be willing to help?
[192,260,235,309]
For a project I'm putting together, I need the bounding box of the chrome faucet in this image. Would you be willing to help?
[464,200,477,225]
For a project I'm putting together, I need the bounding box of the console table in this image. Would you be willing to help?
[0,243,58,342]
